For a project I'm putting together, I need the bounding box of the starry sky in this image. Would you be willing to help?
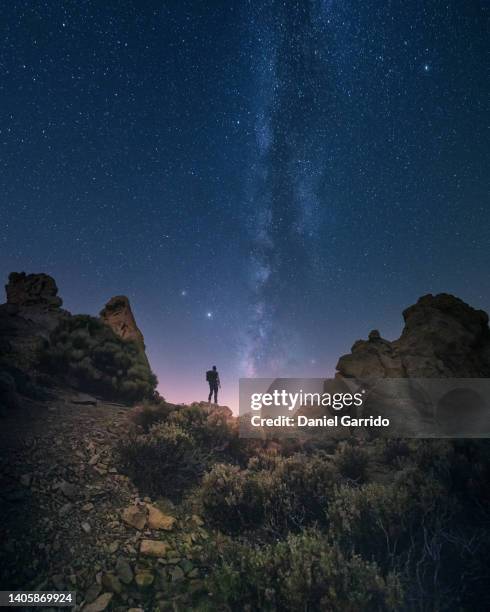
[1,1,489,410]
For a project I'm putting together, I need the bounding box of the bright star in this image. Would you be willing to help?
[423,63,430,72]
[206,312,213,318]
[181,290,187,297]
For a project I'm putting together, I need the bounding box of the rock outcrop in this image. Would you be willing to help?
[6,272,63,310]
[100,296,145,349]
[0,273,156,409]
[0,273,69,382]
[337,293,490,380]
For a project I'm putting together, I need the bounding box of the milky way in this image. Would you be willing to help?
[1,1,488,409]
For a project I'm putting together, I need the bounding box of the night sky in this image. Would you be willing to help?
[1,1,489,410]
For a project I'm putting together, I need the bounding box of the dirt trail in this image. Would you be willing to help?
[0,392,206,611]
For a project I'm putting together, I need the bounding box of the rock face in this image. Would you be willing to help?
[100,296,145,348]
[6,272,63,310]
[0,273,69,380]
[0,272,155,409]
[337,293,490,380]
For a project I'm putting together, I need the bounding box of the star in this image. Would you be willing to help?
[206,312,213,319]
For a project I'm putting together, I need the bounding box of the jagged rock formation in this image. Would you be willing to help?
[337,293,490,380]
[0,273,69,379]
[100,296,145,349]
[0,273,157,409]
[6,272,63,310]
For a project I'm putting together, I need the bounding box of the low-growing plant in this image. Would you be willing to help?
[117,422,207,499]
[118,402,250,499]
[201,530,402,611]
[41,315,157,402]
[200,453,339,534]
[333,442,369,482]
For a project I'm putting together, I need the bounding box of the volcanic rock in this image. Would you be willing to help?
[147,504,176,531]
[115,558,133,584]
[6,272,62,310]
[82,592,113,612]
[122,504,147,530]
[140,539,168,557]
[100,296,145,348]
[337,293,490,380]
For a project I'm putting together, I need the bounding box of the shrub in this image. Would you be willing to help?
[129,399,172,432]
[333,442,369,482]
[117,422,207,499]
[202,530,402,611]
[119,402,248,499]
[328,471,450,571]
[373,439,412,467]
[200,453,339,534]
[41,315,157,403]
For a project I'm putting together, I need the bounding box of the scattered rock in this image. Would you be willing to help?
[81,522,91,534]
[168,565,184,582]
[115,558,133,585]
[135,570,154,588]
[107,541,119,554]
[70,393,97,406]
[82,592,113,612]
[101,572,122,594]
[84,583,101,604]
[82,503,94,512]
[59,503,73,517]
[58,481,78,500]
[140,539,168,557]
[122,504,147,530]
[147,504,176,531]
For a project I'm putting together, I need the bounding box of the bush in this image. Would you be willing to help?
[129,398,172,432]
[333,442,369,482]
[200,453,339,534]
[117,422,207,499]
[328,474,448,568]
[118,402,248,499]
[41,315,157,403]
[202,530,402,611]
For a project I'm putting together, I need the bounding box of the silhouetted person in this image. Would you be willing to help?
[206,365,220,404]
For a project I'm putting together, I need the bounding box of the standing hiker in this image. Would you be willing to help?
[206,365,220,404]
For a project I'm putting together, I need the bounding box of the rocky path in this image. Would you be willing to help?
[0,392,208,611]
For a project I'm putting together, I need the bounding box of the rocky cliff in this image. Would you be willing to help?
[336,293,490,380]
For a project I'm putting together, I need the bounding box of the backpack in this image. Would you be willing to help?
[206,370,214,382]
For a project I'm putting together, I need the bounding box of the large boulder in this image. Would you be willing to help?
[337,294,490,380]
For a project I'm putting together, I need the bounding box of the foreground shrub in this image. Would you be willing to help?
[200,453,338,534]
[118,422,207,498]
[202,530,402,611]
[129,398,172,432]
[118,403,248,499]
[41,315,157,402]
[333,442,369,482]
[328,473,448,568]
